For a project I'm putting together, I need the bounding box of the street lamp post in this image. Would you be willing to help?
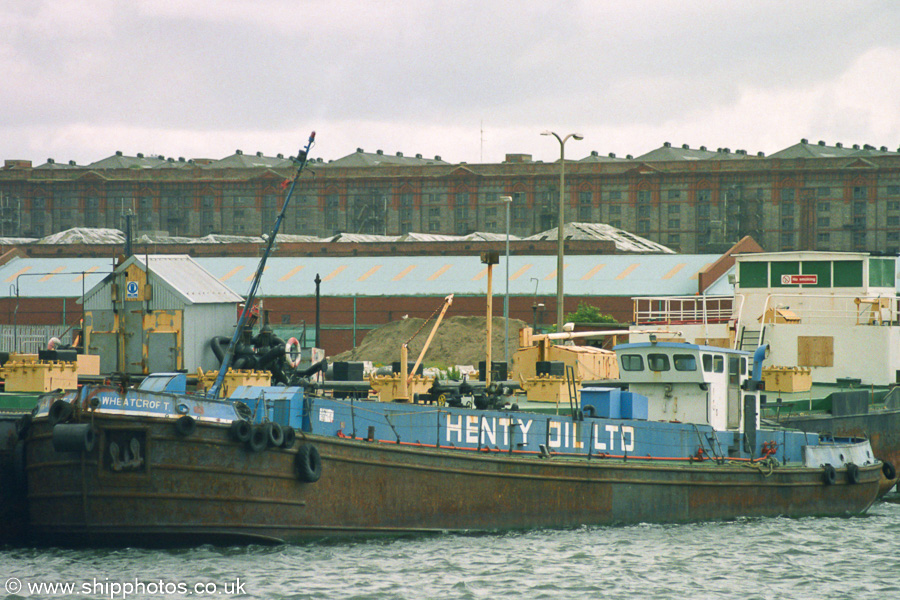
[501,195,513,366]
[541,130,584,332]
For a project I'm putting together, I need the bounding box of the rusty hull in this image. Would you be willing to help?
[25,414,882,546]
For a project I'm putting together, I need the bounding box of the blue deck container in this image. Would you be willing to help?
[581,387,621,418]
[620,391,649,420]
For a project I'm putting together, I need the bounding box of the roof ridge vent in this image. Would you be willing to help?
[818,140,826,146]
[236,149,243,155]
[682,144,689,149]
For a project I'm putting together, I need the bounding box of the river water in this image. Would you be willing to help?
[3,497,900,600]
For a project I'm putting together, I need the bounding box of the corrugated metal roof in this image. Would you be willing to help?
[197,254,720,298]
[0,256,115,297]
[37,228,125,244]
[0,254,727,299]
[525,223,674,253]
[130,255,244,304]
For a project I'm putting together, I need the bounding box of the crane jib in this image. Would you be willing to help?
[207,131,316,399]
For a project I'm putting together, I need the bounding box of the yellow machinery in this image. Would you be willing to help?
[195,368,272,399]
[371,295,454,403]
[0,353,101,393]
[514,327,620,404]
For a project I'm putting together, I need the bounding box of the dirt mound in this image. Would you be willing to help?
[332,315,528,367]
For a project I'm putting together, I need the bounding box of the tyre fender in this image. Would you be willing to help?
[174,415,196,436]
[294,444,322,483]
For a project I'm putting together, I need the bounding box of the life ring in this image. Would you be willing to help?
[847,462,860,484]
[823,463,837,485]
[174,415,196,436]
[246,425,267,452]
[266,422,284,447]
[295,444,322,483]
[285,338,302,368]
[281,426,296,449]
[48,399,74,426]
[229,419,252,443]
[882,460,897,480]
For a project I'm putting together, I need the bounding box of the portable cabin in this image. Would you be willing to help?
[81,254,243,376]
[613,341,756,432]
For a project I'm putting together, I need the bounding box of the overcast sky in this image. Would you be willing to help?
[3,0,899,166]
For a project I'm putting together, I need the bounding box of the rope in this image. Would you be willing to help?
[743,456,779,477]
[404,298,448,346]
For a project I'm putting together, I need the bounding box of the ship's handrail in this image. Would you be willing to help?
[758,293,899,328]
[633,295,736,325]
[635,292,899,329]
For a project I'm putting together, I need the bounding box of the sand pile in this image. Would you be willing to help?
[332,316,528,367]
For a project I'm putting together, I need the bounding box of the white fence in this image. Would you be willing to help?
[0,324,72,354]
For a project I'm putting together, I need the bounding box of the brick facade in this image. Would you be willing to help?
[3,147,900,254]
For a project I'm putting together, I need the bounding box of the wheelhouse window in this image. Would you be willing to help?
[621,355,644,371]
[673,354,697,371]
[647,354,670,372]
[714,355,724,373]
[702,354,713,372]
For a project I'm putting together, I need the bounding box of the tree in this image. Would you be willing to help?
[565,302,616,324]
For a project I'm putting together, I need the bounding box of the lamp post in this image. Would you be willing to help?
[541,130,584,332]
[501,195,513,366]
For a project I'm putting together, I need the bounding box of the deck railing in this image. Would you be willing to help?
[633,295,736,326]
[758,293,899,327]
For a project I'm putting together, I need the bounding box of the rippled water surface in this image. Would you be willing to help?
[4,499,900,599]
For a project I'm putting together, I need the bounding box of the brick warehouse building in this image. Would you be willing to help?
[2,139,900,255]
